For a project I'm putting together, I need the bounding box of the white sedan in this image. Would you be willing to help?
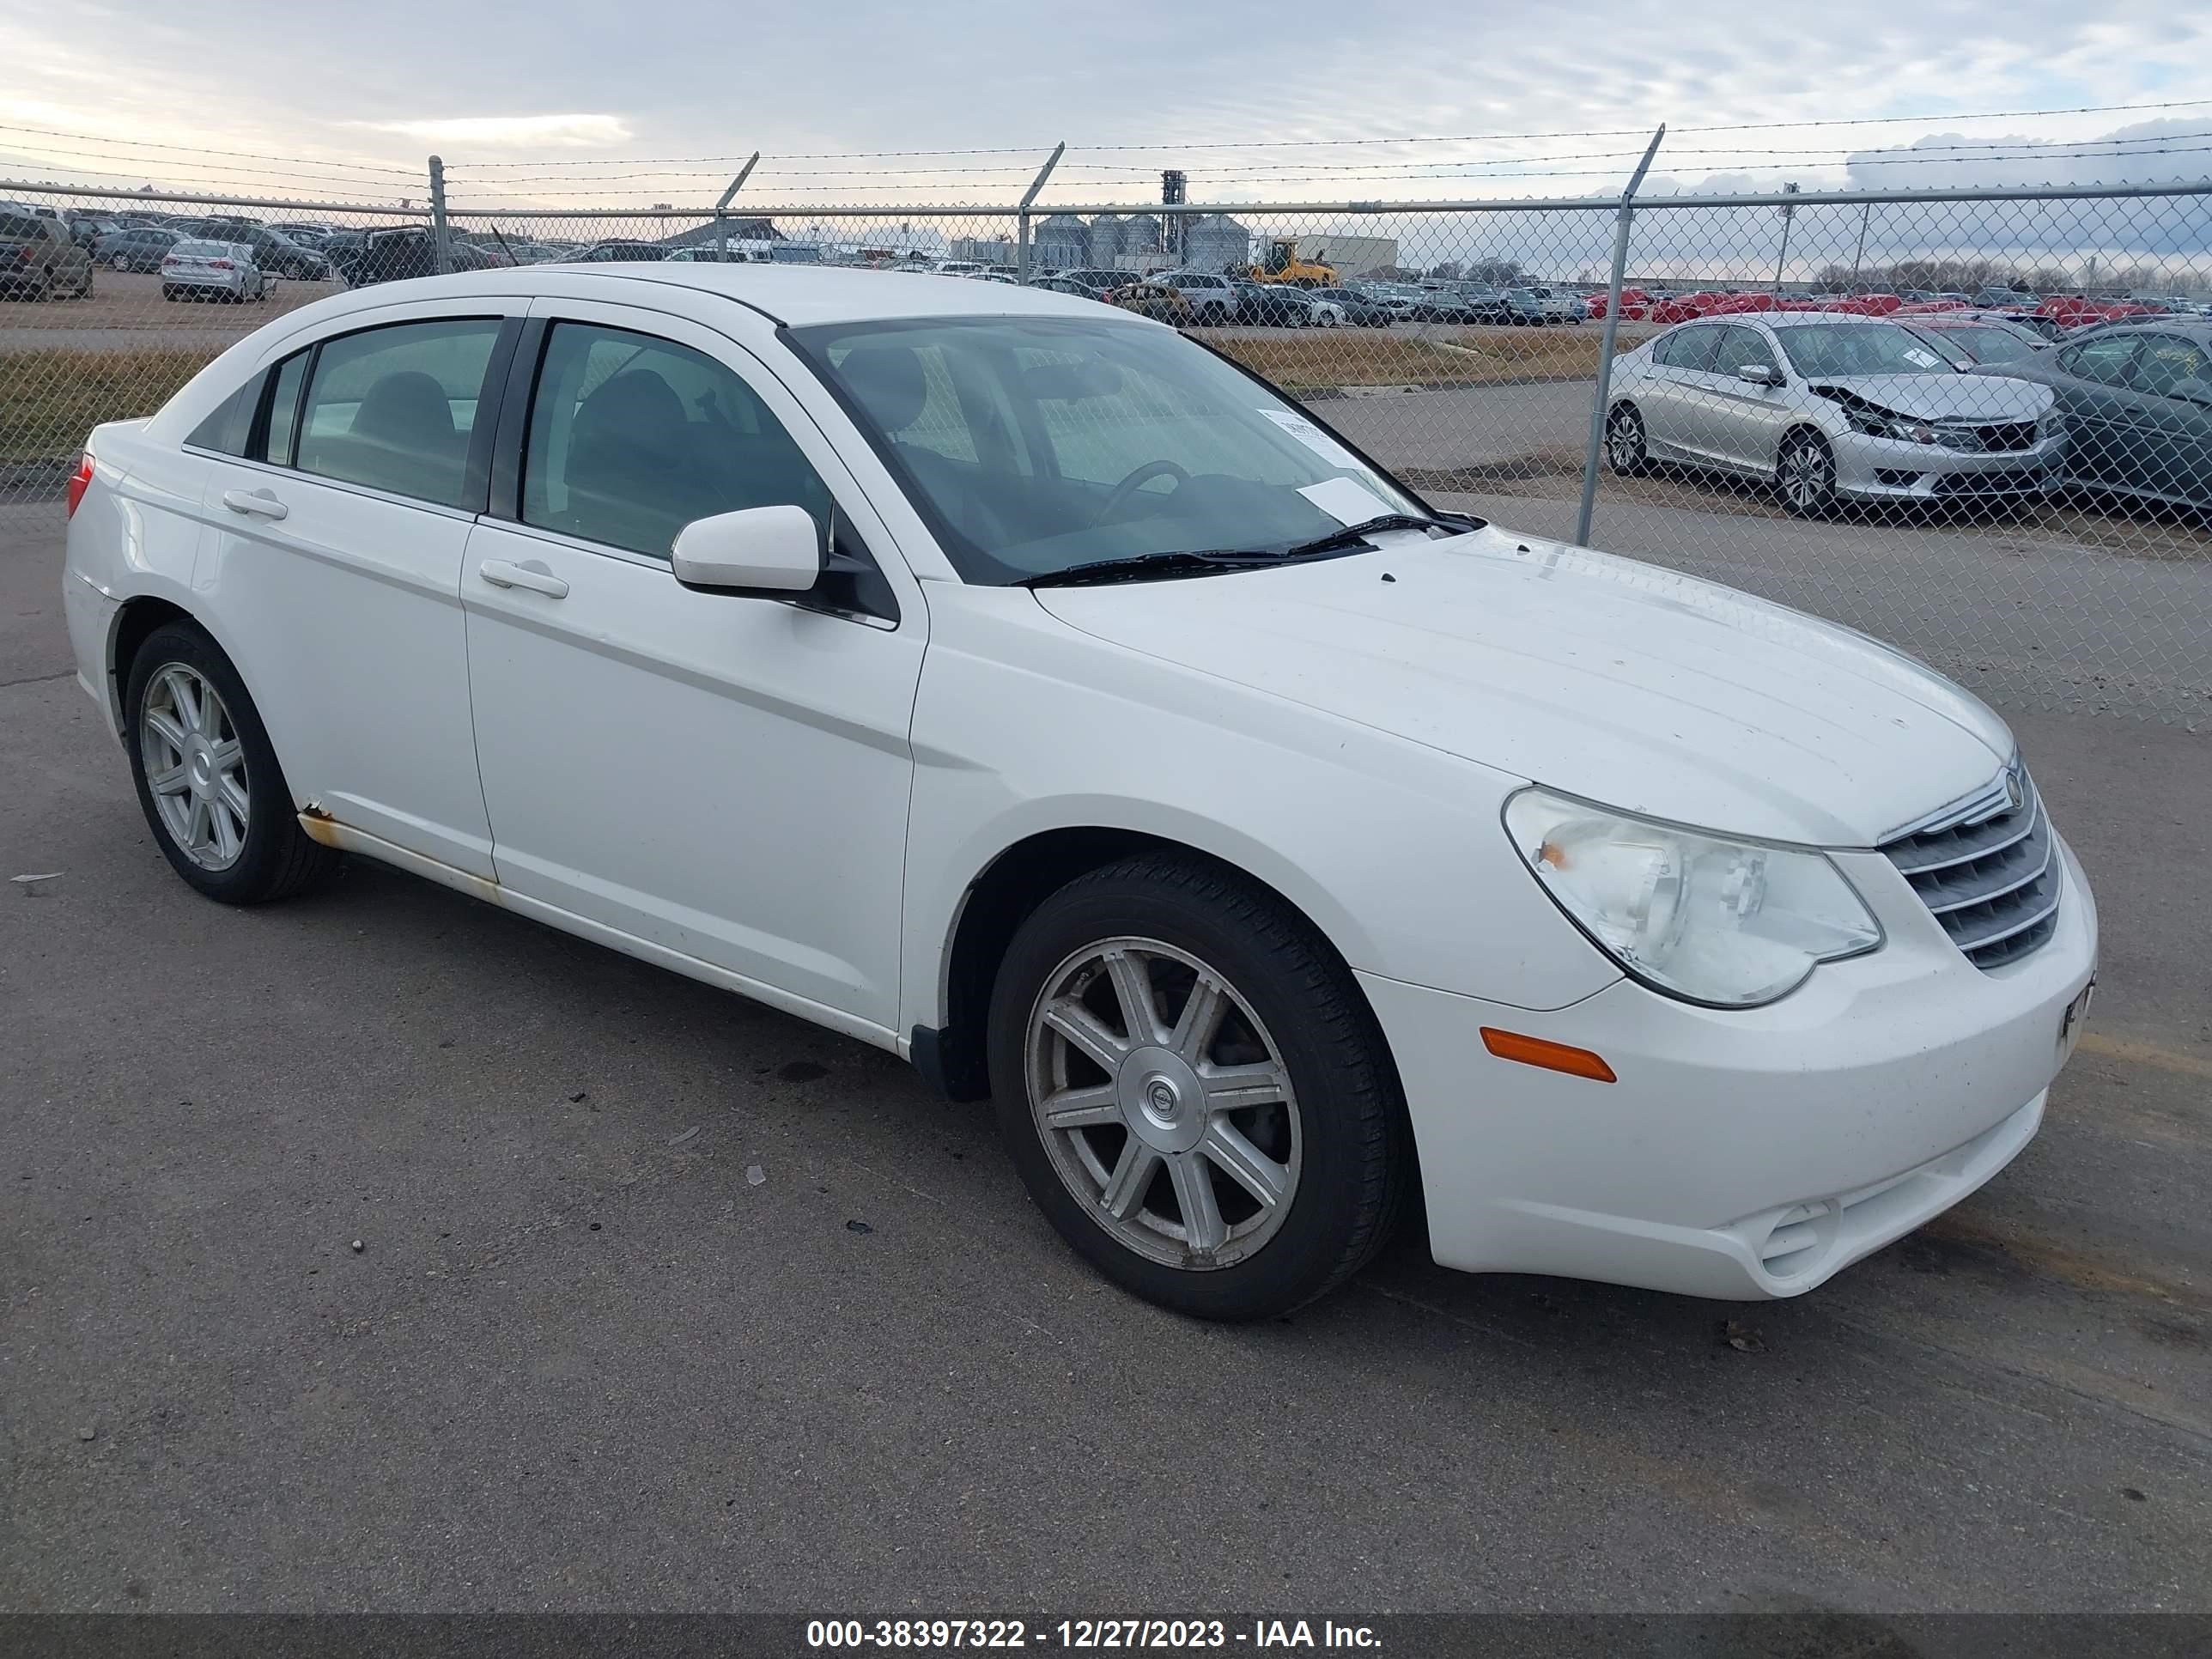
[159,239,276,303]
[61,264,2098,1321]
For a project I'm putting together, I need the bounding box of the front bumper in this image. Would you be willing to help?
[1363,834,2097,1300]
[1834,431,2063,500]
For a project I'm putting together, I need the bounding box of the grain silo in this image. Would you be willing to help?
[1032,214,1090,272]
[1182,213,1252,276]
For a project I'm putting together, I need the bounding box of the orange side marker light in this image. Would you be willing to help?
[1480,1028,1618,1083]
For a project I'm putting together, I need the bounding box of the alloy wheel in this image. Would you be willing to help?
[1607,406,1645,471]
[1025,936,1301,1269]
[1781,439,1834,513]
[139,664,250,871]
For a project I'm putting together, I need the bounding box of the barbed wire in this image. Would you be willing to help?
[0,123,424,176]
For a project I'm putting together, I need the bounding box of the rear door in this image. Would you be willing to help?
[197,304,520,877]
[2049,333,2148,487]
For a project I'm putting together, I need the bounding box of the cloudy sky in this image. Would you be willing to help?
[4,0,2211,211]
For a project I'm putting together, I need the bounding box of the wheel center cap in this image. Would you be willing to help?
[186,738,215,796]
[1118,1046,1206,1154]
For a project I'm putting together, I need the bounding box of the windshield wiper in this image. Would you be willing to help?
[1014,550,1289,589]
[1280,513,1454,559]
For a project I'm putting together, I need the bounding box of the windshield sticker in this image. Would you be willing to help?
[1902,348,1944,368]
[1297,477,1395,526]
[1256,408,1362,467]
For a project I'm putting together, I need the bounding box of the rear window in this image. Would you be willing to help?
[173,240,232,257]
[0,212,45,238]
[293,319,504,507]
[186,375,262,457]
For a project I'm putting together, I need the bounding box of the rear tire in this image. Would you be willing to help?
[124,622,340,905]
[988,854,1408,1321]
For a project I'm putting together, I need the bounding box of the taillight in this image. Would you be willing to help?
[161,255,177,267]
[65,453,94,519]
[210,258,234,270]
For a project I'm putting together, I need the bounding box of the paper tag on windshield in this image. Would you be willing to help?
[1297,477,1395,526]
[1902,347,1943,369]
[1257,408,1361,468]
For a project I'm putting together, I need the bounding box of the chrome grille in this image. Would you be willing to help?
[1880,762,2060,971]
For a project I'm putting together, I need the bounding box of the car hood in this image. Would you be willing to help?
[1032,526,2014,847]
[1806,373,2053,422]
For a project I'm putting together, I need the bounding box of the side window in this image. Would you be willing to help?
[186,374,262,457]
[521,321,835,560]
[263,350,309,465]
[1718,326,1780,377]
[2062,335,2141,386]
[2126,335,2209,398]
[1659,326,1719,372]
[294,319,502,508]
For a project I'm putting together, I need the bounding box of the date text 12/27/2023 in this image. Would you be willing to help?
[805,1620,1383,1649]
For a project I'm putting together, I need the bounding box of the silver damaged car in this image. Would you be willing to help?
[1606,313,2061,515]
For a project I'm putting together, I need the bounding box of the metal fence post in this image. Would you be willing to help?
[1574,125,1665,547]
[427,155,451,276]
[1016,142,1066,284]
[714,152,760,258]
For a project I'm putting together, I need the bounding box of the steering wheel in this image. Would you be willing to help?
[1091,459,1189,528]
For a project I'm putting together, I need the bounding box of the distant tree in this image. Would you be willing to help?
[1428,260,1464,280]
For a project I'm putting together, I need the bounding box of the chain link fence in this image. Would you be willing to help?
[5,176,2208,722]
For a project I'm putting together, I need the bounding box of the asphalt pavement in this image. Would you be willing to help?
[3,502,2208,1615]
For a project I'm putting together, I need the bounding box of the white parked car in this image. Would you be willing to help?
[160,240,276,304]
[61,266,2098,1321]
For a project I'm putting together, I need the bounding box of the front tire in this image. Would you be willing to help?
[1778,429,1838,518]
[125,622,340,904]
[988,854,1407,1321]
[1606,402,1649,475]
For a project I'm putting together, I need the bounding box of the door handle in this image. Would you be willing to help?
[477,558,569,599]
[221,488,289,520]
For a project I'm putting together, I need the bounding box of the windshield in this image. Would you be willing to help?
[1911,324,2041,365]
[1774,324,1960,378]
[789,315,1437,586]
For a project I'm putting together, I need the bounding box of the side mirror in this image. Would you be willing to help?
[1736,363,1781,386]
[671,504,823,594]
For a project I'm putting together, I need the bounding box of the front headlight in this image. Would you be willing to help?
[1504,789,1883,1007]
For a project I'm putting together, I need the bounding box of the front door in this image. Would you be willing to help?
[2120,332,2212,507]
[460,302,926,1034]
[2051,333,2147,487]
[1700,325,1793,473]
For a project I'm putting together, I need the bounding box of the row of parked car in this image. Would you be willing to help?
[1600,284,2212,331]
[1603,307,2212,520]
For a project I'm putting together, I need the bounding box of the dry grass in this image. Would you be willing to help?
[1,347,217,464]
[1199,325,1624,392]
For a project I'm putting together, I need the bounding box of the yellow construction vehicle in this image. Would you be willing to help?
[1244,237,1338,288]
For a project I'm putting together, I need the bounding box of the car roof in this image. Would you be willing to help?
[278,263,1121,328]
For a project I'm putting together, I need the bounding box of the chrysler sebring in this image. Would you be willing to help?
[62,264,2097,1320]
